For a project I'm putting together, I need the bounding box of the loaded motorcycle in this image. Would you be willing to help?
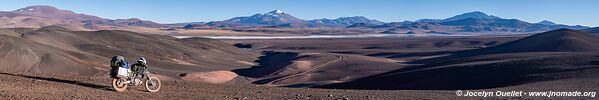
[110,56,161,92]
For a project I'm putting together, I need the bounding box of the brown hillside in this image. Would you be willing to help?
[0,26,259,78]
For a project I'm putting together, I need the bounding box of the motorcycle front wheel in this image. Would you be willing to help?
[144,76,161,92]
[111,78,128,92]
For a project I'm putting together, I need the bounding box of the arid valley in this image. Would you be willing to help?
[1,1,599,99]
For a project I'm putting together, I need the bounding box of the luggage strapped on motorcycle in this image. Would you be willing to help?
[110,55,129,78]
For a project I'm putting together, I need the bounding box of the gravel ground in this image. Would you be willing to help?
[0,72,461,99]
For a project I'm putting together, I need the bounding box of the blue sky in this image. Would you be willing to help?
[1,0,598,27]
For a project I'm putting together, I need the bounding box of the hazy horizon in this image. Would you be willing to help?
[1,0,597,27]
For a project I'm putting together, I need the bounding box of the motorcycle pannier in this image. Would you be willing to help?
[117,66,129,78]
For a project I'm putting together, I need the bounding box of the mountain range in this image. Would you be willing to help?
[197,10,384,28]
[183,9,590,34]
[0,5,164,31]
[354,11,589,33]
[0,5,594,34]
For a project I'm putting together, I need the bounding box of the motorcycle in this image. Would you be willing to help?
[110,64,161,92]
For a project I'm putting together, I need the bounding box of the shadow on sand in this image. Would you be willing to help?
[0,72,113,91]
[232,51,303,84]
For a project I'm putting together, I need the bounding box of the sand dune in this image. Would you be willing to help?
[179,70,238,84]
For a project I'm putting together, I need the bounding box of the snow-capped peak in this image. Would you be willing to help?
[265,10,286,17]
[273,10,283,13]
[267,10,284,14]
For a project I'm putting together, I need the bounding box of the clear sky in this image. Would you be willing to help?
[0,0,597,27]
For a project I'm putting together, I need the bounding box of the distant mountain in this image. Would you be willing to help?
[444,18,588,32]
[181,24,215,29]
[346,23,378,28]
[0,6,593,35]
[536,20,557,25]
[377,11,589,33]
[168,10,592,34]
[309,16,384,27]
[582,27,599,33]
[111,18,163,28]
[0,5,164,30]
[415,19,442,23]
[380,22,460,34]
[414,11,499,23]
[208,10,307,28]
[458,29,599,55]
[395,22,460,32]
[348,21,413,28]
[439,18,534,32]
[169,22,206,27]
[207,10,385,28]
[442,11,500,22]
[11,5,105,21]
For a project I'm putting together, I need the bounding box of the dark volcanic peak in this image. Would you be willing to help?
[443,11,500,21]
[471,29,599,54]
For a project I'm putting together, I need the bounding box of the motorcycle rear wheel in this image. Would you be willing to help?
[144,77,161,92]
[112,78,128,92]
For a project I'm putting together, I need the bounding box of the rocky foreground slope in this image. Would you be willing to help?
[1,72,593,99]
[0,72,456,99]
